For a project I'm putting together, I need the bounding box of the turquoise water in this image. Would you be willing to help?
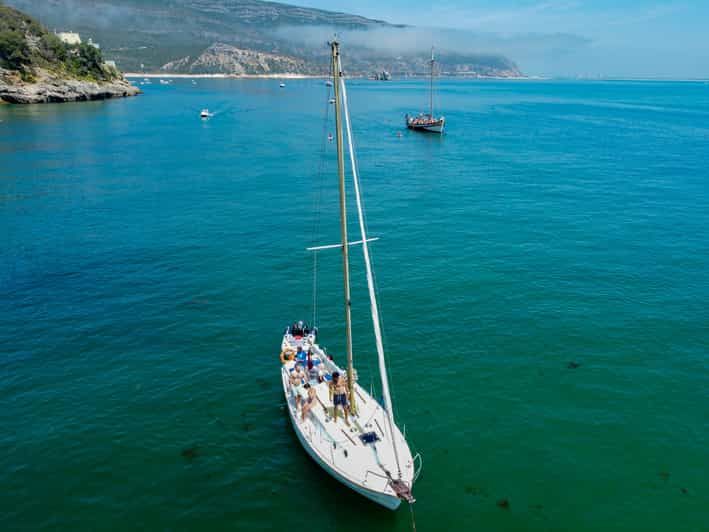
[1,78,708,531]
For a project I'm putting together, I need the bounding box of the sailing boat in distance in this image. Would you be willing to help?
[406,47,445,134]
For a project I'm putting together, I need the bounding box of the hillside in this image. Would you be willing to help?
[0,4,139,103]
[5,0,522,77]
[0,4,115,82]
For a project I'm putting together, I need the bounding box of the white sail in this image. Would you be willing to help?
[338,73,402,477]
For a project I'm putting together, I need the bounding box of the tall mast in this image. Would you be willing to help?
[429,47,434,117]
[331,40,356,414]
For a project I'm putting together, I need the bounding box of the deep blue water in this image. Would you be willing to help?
[1,78,708,531]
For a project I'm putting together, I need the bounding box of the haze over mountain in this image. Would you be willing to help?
[297,0,709,79]
[4,0,522,77]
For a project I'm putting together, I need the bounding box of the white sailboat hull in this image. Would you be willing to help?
[280,339,417,511]
[286,401,402,510]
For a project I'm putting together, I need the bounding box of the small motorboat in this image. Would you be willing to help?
[280,82,286,88]
[325,80,333,87]
[200,109,211,118]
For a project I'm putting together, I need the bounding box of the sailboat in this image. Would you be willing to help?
[280,41,421,510]
[405,48,445,134]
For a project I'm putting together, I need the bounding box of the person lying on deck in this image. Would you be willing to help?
[290,364,307,410]
[329,372,350,426]
[301,383,317,421]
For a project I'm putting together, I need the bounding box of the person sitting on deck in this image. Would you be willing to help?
[307,354,321,383]
[301,383,318,421]
[290,364,307,410]
[329,371,350,426]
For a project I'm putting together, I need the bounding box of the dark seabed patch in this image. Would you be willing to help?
[497,498,510,509]
[464,485,489,497]
[567,361,581,369]
[181,446,199,461]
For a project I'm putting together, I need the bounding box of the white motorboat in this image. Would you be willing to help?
[280,40,421,511]
[200,109,210,118]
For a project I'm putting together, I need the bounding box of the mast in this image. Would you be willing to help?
[429,47,434,117]
[331,40,356,414]
[337,48,403,478]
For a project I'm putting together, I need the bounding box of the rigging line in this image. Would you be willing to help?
[310,66,333,327]
[338,68,403,479]
[312,251,318,326]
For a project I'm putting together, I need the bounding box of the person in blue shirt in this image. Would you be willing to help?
[295,346,307,365]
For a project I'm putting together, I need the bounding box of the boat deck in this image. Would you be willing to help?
[280,342,416,508]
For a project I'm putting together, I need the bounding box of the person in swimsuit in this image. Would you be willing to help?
[329,371,350,426]
[301,383,317,421]
[290,364,307,410]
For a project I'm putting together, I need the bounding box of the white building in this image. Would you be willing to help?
[56,32,81,45]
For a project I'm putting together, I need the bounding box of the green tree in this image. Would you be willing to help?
[0,29,30,70]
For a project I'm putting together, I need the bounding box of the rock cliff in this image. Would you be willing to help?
[161,43,311,75]
[0,67,139,103]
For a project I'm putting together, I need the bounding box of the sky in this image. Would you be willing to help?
[295,0,709,78]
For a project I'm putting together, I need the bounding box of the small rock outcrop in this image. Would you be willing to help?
[0,67,139,104]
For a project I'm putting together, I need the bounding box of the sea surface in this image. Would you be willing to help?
[1,78,708,531]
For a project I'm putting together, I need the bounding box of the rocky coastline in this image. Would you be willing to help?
[0,67,140,104]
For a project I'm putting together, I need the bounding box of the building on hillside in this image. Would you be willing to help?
[56,32,81,45]
[104,60,117,69]
[88,38,100,50]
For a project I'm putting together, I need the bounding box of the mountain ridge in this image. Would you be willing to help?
[4,0,522,77]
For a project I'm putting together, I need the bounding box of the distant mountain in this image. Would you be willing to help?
[4,0,522,77]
